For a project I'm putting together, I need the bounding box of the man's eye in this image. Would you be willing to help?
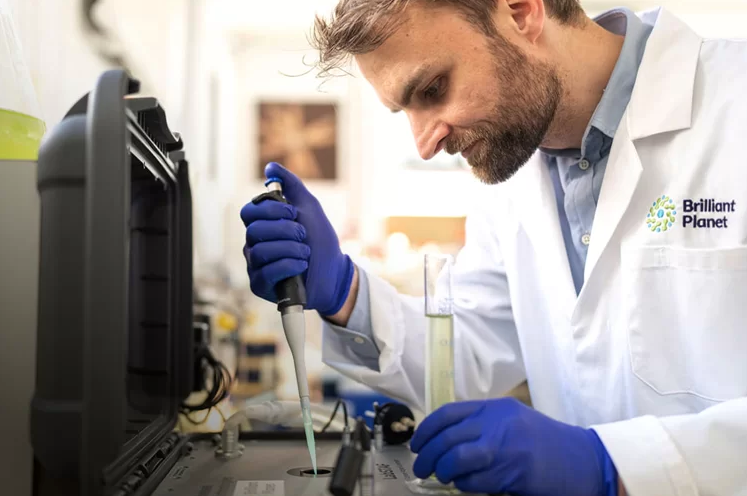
[423,78,443,100]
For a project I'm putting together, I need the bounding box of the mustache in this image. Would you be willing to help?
[444,128,491,155]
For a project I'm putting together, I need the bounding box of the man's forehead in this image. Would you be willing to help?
[356,53,435,112]
[355,24,442,106]
[352,3,472,110]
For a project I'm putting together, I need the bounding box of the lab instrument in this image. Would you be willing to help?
[27,69,491,496]
[217,400,350,459]
[250,179,317,475]
[30,70,194,496]
[371,401,416,446]
[154,429,468,496]
[408,253,460,495]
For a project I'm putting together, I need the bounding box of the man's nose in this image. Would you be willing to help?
[410,113,450,160]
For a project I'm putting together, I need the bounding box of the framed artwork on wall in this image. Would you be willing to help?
[256,101,338,180]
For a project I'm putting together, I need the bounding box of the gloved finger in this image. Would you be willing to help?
[412,420,483,480]
[246,220,306,247]
[250,258,308,294]
[434,441,494,484]
[248,240,311,269]
[410,401,485,453]
[265,162,313,206]
[240,199,297,226]
[452,470,508,495]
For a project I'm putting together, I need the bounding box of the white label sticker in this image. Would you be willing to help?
[233,480,285,496]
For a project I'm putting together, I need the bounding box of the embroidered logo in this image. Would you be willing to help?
[647,195,677,232]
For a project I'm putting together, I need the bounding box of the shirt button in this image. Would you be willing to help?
[579,159,591,170]
[353,337,365,344]
[581,233,591,246]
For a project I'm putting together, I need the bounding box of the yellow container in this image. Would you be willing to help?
[0,108,46,160]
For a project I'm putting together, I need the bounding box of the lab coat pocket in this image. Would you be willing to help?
[622,245,747,402]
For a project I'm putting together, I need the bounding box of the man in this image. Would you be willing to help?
[240,1,747,495]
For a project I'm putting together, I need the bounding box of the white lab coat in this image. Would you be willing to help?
[323,7,747,496]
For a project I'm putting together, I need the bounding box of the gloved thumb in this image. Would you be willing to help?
[264,162,312,205]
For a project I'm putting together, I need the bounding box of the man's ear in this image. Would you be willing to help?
[503,0,545,43]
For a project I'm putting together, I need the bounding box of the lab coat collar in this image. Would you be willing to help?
[580,8,702,300]
[626,7,702,140]
[506,7,704,315]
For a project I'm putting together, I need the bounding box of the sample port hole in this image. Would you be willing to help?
[304,469,330,475]
[287,467,334,478]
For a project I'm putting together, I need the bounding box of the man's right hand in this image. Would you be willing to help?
[240,162,356,319]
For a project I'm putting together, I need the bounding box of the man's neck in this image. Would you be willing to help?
[541,19,625,150]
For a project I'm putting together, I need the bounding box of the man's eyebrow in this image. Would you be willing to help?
[390,65,432,113]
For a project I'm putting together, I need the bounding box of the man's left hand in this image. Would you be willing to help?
[410,398,620,496]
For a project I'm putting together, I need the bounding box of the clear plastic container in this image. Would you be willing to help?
[0,0,45,160]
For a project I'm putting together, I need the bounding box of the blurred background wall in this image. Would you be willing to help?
[9,0,747,285]
[4,0,747,443]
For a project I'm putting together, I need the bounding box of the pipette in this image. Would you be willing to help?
[250,178,317,475]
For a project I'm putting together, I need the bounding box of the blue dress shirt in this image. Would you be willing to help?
[544,9,652,294]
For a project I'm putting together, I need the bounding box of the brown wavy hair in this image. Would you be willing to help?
[309,0,585,78]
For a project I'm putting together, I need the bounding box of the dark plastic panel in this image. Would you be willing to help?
[31,69,193,496]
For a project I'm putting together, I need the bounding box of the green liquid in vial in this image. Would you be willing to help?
[0,109,46,161]
[425,314,455,415]
[412,313,461,493]
[417,258,460,493]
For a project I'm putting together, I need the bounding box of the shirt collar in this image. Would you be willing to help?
[540,8,653,158]
[587,8,652,138]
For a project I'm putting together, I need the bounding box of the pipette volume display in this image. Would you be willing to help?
[250,177,317,475]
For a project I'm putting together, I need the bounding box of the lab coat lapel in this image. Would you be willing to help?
[582,119,641,284]
[582,7,701,285]
[510,154,577,312]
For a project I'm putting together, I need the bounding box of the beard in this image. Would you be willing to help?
[444,33,562,184]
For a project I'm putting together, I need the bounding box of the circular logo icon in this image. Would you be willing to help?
[647,195,677,232]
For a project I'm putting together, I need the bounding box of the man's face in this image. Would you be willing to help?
[355,3,561,184]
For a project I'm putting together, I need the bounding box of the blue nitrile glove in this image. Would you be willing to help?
[410,398,619,496]
[240,162,355,316]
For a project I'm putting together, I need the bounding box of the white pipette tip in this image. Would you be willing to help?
[280,309,316,475]
[300,396,317,475]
